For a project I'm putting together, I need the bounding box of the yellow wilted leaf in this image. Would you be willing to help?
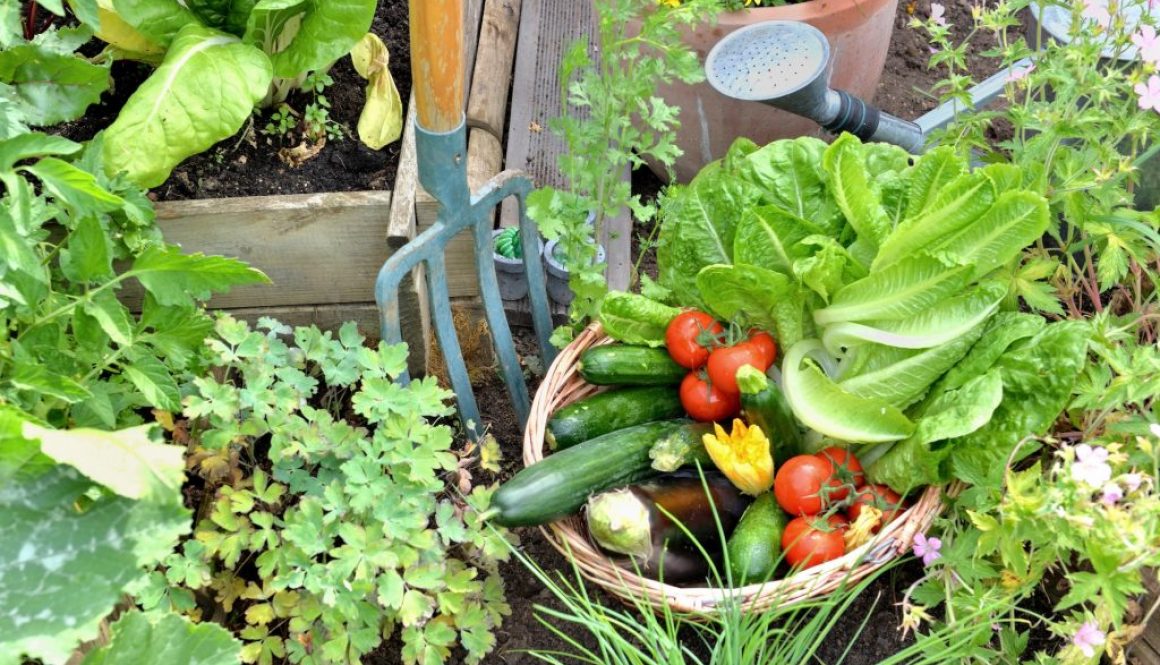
[212,572,248,612]
[351,33,403,150]
[479,433,502,473]
[245,603,275,626]
[70,0,166,62]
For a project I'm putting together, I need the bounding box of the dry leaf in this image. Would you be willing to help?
[278,140,326,167]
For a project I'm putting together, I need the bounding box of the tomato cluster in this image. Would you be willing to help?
[665,310,777,422]
[774,448,905,569]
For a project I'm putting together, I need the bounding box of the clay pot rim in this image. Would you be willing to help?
[714,0,896,28]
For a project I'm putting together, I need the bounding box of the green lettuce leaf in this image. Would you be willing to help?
[732,205,816,275]
[732,136,843,235]
[267,0,376,78]
[930,190,1050,280]
[873,171,996,270]
[814,254,972,325]
[904,146,967,219]
[931,311,1045,394]
[694,264,808,345]
[102,23,272,187]
[822,132,891,250]
[596,291,679,348]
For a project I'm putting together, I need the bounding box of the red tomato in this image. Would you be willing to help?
[774,455,841,516]
[747,331,778,367]
[816,447,865,501]
[782,514,847,569]
[665,310,723,369]
[848,485,905,531]
[706,343,767,396]
[679,371,740,422]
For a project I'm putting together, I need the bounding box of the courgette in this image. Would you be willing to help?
[490,420,686,527]
[547,386,684,450]
[726,493,788,585]
[740,372,803,465]
[648,421,714,472]
[577,345,687,386]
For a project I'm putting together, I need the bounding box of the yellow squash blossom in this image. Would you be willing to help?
[702,419,773,495]
[844,505,882,550]
[659,0,680,6]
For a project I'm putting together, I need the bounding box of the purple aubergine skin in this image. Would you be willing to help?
[596,470,752,584]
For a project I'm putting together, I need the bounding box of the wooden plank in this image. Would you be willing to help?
[466,0,522,138]
[387,93,431,374]
[121,191,393,310]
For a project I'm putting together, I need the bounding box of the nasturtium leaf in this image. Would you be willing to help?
[81,611,240,665]
[128,244,270,306]
[814,254,972,325]
[103,23,272,187]
[930,190,1050,280]
[268,0,376,78]
[0,44,109,125]
[873,171,996,270]
[596,291,678,347]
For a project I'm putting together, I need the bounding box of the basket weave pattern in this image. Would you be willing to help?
[522,324,950,614]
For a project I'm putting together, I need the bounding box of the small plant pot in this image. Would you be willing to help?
[492,228,540,301]
[543,238,606,306]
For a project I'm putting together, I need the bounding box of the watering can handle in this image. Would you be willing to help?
[822,90,927,155]
[409,0,465,132]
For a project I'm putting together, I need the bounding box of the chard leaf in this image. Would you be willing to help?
[930,190,1050,280]
[837,320,983,409]
[86,0,167,60]
[732,205,816,274]
[267,0,376,77]
[733,136,842,234]
[949,321,1090,485]
[243,0,307,52]
[782,340,915,443]
[814,254,972,325]
[0,44,109,125]
[596,291,678,348]
[109,0,201,47]
[822,133,891,249]
[904,146,967,219]
[873,172,996,270]
[102,23,272,187]
[822,280,1006,353]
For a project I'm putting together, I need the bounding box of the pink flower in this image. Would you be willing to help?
[1124,472,1143,492]
[1073,621,1106,658]
[1136,75,1160,112]
[1007,63,1036,82]
[930,2,947,26]
[1082,0,1111,27]
[1133,25,1160,64]
[1101,482,1123,505]
[913,533,942,566]
[1071,444,1112,487]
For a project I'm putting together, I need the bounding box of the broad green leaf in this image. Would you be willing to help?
[0,87,30,140]
[128,244,269,306]
[838,320,983,409]
[782,340,914,443]
[351,32,403,149]
[0,131,81,172]
[0,44,109,125]
[38,0,66,14]
[0,1,21,48]
[120,351,181,409]
[732,205,816,274]
[732,136,842,234]
[0,206,43,276]
[908,370,1004,445]
[80,0,167,61]
[84,291,135,347]
[873,172,996,270]
[0,447,189,665]
[930,191,1050,280]
[822,280,1006,353]
[792,235,853,302]
[102,23,272,187]
[932,312,1045,394]
[10,361,91,403]
[596,291,678,348]
[60,215,114,282]
[822,133,890,249]
[23,157,125,214]
[24,422,184,500]
[243,0,307,51]
[137,298,214,369]
[268,0,376,77]
[694,263,801,340]
[814,254,973,325]
[904,146,967,219]
[109,0,200,46]
[82,611,240,665]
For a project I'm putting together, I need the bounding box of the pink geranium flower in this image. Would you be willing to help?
[1133,25,1160,64]
[1136,75,1160,113]
[1082,0,1111,27]
[930,2,947,26]
[1071,444,1112,487]
[1007,62,1036,82]
[912,533,942,566]
[1073,621,1105,658]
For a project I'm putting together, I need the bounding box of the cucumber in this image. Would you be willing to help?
[490,420,686,527]
[726,493,788,585]
[578,345,687,386]
[648,422,714,472]
[547,386,684,450]
[741,375,803,465]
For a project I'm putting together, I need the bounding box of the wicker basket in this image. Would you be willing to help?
[522,324,951,615]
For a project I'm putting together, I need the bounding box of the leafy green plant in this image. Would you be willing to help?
[0,405,240,665]
[74,0,403,186]
[527,0,718,346]
[149,317,512,665]
[263,104,297,138]
[0,130,267,428]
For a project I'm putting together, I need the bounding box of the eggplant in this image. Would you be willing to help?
[585,469,751,584]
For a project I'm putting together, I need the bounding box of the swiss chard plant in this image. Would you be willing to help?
[65,0,403,187]
[148,317,511,665]
[0,129,268,428]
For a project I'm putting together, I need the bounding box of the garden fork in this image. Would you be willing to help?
[375,0,556,438]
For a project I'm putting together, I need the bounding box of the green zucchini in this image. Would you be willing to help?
[577,345,687,386]
[547,386,684,450]
[490,420,686,527]
[740,375,803,465]
[648,421,714,472]
[726,493,788,585]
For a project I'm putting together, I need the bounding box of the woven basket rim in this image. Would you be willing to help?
[522,323,950,614]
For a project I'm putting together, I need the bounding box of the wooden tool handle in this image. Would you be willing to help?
[409,0,465,132]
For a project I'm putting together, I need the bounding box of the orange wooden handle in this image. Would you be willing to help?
[409,0,465,132]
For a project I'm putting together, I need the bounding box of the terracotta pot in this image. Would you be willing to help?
[638,0,899,182]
